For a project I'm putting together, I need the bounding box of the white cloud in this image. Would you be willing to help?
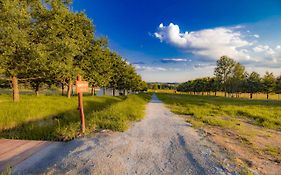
[161,58,191,63]
[154,23,251,61]
[154,23,281,67]
[193,63,215,69]
[133,63,183,72]
[253,34,260,38]
[252,44,281,64]
[133,64,167,72]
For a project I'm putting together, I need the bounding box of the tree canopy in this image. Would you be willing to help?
[0,0,146,101]
[177,56,280,99]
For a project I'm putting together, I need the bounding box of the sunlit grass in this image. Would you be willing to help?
[90,93,151,131]
[157,93,281,130]
[0,93,151,141]
[148,89,281,100]
[0,94,121,130]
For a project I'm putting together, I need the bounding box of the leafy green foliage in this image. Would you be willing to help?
[214,56,236,94]
[177,56,279,99]
[0,0,147,101]
[262,72,276,98]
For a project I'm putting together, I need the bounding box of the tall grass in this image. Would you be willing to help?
[0,93,151,141]
[157,93,281,130]
[0,94,121,130]
[89,93,151,131]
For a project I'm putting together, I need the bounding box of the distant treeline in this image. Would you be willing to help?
[177,56,281,99]
[0,0,147,102]
[147,83,178,90]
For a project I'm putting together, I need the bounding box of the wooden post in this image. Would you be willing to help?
[77,75,85,133]
[12,76,20,102]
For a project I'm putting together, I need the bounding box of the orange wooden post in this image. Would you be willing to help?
[77,75,86,133]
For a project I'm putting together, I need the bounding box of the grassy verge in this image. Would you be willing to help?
[89,93,151,132]
[0,93,151,141]
[157,93,281,130]
[148,89,281,100]
[157,93,281,174]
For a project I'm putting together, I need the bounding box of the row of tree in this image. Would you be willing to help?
[0,0,147,102]
[177,56,281,99]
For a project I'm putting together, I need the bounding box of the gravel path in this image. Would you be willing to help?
[14,94,229,175]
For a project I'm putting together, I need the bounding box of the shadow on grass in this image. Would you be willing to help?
[0,97,123,141]
[158,93,281,107]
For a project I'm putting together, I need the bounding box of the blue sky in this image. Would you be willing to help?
[73,0,281,82]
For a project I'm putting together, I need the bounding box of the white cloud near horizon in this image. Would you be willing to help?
[154,23,281,67]
[161,58,192,63]
[133,64,167,72]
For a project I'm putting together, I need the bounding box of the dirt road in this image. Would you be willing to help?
[14,94,230,174]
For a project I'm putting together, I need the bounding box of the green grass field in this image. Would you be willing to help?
[157,93,281,130]
[148,89,281,100]
[0,93,151,141]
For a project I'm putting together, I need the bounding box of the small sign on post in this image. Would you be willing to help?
[76,81,89,93]
[76,75,88,133]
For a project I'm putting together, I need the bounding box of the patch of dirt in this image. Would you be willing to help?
[203,123,281,175]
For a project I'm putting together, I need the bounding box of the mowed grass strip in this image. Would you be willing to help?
[0,93,151,141]
[157,93,281,130]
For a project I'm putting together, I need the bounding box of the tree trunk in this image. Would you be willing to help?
[61,83,64,96]
[250,93,253,99]
[267,93,269,100]
[103,87,106,95]
[91,85,94,96]
[113,88,115,96]
[224,91,227,97]
[12,76,20,102]
[35,85,39,96]
[71,84,74,96]
[67,80,73,98]
[215,91,217,96]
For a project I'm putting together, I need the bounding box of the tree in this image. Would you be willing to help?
[152,84,158,90]
[262,72,276,100]
[0,0,35,101]
[229,63,246,97]
[137,80,148,92]
[214,56,236,97]
[108,53,126,96]
[82,38,113,96]
[209,77,220,96]
[35,0,93,98]
[246,72,262,99]
[275,75,281,100]
[117,64,137,94]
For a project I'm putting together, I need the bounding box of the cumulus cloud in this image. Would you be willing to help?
[252,44,281,64]
[154,23,281,67]
[154,23,252,61]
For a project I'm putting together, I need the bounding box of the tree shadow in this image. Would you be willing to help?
[0,97,123,141]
